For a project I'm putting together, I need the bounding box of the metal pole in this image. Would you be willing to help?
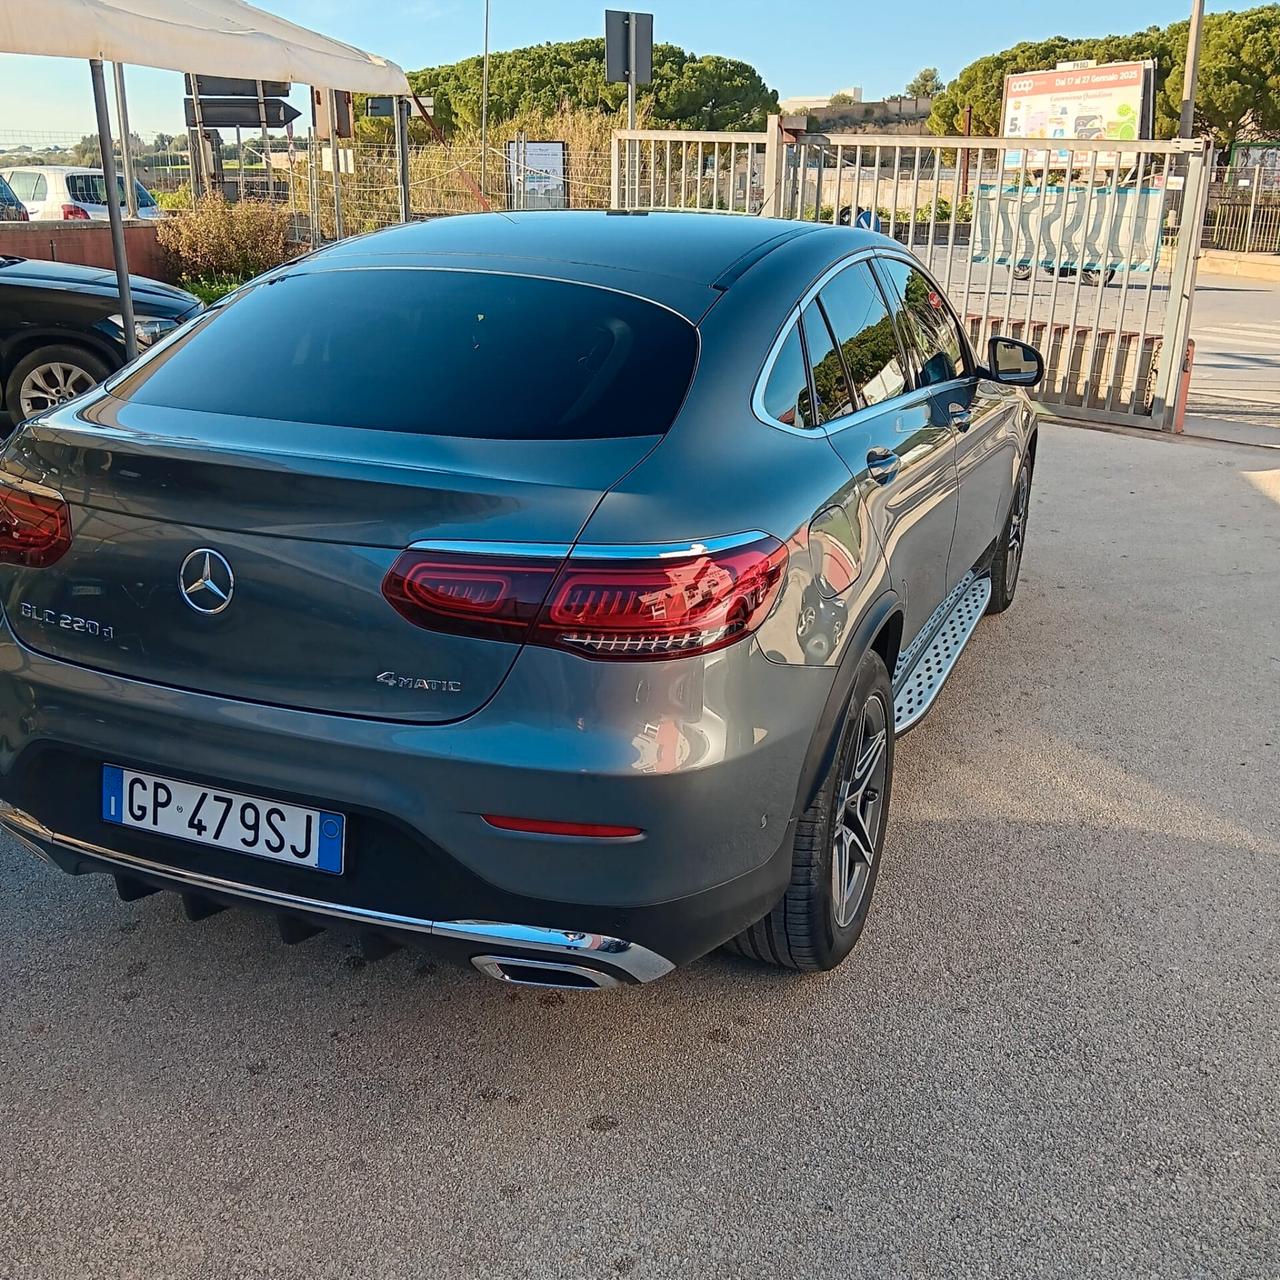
[627,13,637,130]
[328,90,344,240]
[1246,161,1262,253]
[480,0,491,196]
[90,59,137,360]
[189,81,208,198]
[256,81,271,201]
[395,97,411,222]
[112,63,138,218]
[627,13,637,201]
[235,127,245,200]
[307,128,320,249]
[1179,0,1206,139]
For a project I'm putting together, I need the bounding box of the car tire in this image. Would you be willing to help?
[1080,267,1116,287]
[986,453,1033,615]
[728,648,894,972]
[4,344,112,425]
[1011,265,1033,281]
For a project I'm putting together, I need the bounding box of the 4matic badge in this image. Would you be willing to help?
[376,671,463,693]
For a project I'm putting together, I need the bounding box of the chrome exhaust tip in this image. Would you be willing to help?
[471,955,622,990]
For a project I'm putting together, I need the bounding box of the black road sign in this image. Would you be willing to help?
[605,10,653,85]
[184,97,301,129]
[184,75,291,98]
[365,96,398,118]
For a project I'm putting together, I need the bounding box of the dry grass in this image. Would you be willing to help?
[156,196,296,279]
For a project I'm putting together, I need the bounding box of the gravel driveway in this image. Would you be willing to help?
[2,423,1277,1279]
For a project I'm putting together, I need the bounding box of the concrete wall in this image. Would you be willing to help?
[0,221,174,283]
[1197,249,1280,284]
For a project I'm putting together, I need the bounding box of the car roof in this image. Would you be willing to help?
[306,211,889,320]
[4,166,99,176]
[316,211,847,285]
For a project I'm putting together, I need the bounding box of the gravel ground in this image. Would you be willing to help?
[2,423,1278,1279]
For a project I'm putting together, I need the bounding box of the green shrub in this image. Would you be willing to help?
[157,195,294,280]
[181,273,246,305]
[155,183,192,211]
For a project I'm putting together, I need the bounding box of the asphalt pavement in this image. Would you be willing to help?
[1186,273,1280,433]
[2,423,1279,1278]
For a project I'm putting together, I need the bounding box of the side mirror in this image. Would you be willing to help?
[986,336,1044,388]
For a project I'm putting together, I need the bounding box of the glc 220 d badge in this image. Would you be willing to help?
[19,601,115,640]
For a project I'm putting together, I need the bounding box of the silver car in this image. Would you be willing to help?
[0,212,1042,988]
[0,166,164,221]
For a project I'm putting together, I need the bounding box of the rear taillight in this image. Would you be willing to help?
[0,477,73,567]
[61,203,90,220]
[15,207,28,222]
[381,551,559,642]
[381,535,788,661]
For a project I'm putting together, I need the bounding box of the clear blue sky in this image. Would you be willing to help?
[0,0,1236,140]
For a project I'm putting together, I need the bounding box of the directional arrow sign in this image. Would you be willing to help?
[184,98,301,129]
[184,75,291,98]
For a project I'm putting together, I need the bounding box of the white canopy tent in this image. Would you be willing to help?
[0,0,410,355]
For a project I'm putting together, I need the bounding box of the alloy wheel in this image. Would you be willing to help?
[18,361,97,419]
[831,692,890,929]
[1006,467,1030,590]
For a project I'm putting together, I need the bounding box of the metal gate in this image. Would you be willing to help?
[612,122,1212,429]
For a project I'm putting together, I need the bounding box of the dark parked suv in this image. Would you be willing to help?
[0,174,28,222]
[0,212,1042,988]
[0,256,199,426]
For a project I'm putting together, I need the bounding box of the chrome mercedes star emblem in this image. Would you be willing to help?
[179,548,235,615]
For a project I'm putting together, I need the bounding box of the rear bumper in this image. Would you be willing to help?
[0,620,832,969]
[0,801,675,984]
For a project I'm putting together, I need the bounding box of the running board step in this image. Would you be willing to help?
[893,576,992,734]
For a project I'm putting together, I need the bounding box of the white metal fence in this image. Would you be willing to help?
[612,123,1212,430]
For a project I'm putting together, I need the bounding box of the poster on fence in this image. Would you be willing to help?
[505,140,568,209]
[971,183,1167,273]
[1001,61,1155,169]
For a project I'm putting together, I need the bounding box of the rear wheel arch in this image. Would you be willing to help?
[792,592,902,818]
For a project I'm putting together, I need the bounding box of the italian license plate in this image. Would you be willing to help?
[101,765,344,873]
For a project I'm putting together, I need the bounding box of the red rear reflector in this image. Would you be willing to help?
[381,535,788,661]
[483,815,643,838]
[60,203,91,220]
[0,478,73,567]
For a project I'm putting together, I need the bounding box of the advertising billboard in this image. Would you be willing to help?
[1001,61,1155,167]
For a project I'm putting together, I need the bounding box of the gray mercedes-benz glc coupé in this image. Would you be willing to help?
[0,211,1042,988]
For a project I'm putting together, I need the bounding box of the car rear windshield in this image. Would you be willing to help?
[110,268,699,439]
[66,174,158,208]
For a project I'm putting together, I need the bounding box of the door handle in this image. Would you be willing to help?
[866,447,901,484]
[949,402,973,431]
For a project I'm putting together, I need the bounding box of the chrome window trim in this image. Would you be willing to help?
[753,247,915,438]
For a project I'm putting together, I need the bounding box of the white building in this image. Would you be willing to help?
[778,86,863,113]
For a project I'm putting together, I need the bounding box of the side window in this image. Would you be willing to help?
[7,171,35,201]
[32,175,47,202]
[877,258,968,388]
[761,322,817,430]
[818,262,908,410]
[801,301,853,424]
